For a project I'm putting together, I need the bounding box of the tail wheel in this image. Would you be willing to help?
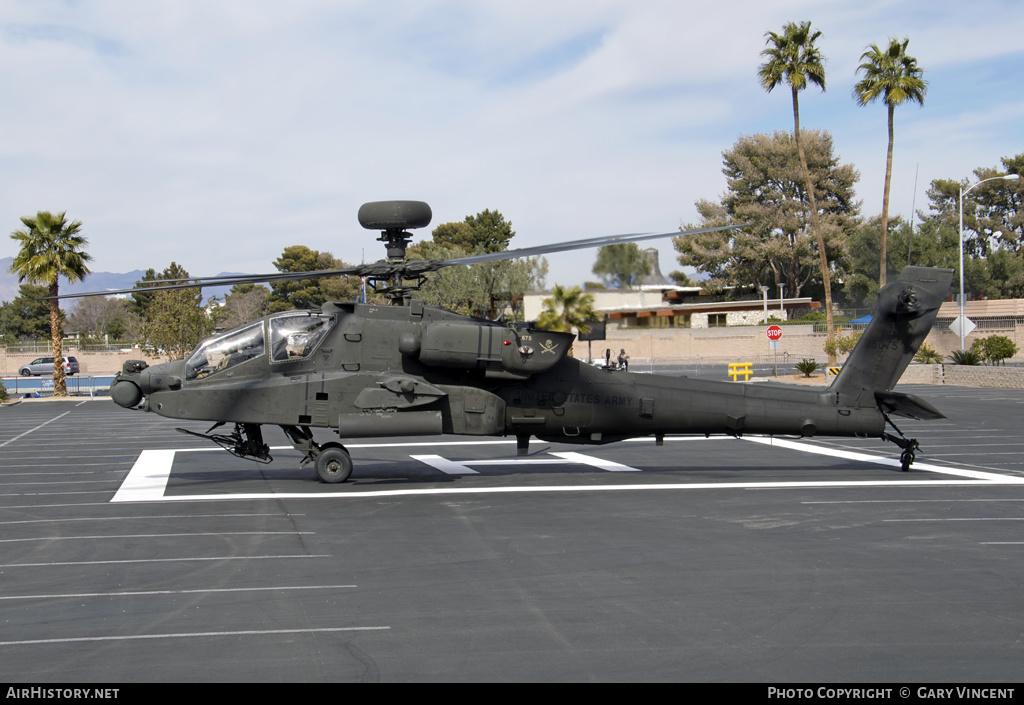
[900,448,916,472]
[315,442,353,484]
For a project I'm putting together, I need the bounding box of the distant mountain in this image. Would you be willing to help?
[0,257,250,305]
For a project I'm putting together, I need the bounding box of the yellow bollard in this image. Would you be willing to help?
[728,362,753,381]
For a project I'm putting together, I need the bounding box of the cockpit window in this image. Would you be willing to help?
[185,322,265,380]
[269,313,335,362]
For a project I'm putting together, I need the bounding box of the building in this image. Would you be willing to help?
[523,284,817,330]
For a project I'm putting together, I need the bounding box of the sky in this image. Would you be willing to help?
[1,0,1022,290]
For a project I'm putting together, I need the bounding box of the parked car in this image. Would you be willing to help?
[18,356,80,376]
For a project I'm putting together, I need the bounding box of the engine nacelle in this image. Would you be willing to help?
[417,323,573,374]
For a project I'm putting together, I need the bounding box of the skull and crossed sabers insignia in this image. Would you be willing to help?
[540,339,559,355]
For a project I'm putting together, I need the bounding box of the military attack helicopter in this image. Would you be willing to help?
[84,200,952,481]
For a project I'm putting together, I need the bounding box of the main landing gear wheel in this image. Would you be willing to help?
[315,442,353,484]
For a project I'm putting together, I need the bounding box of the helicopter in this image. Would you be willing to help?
[81,200,952,482]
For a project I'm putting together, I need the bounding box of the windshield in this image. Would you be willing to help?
[269,312,335,362]
[185,322,266,380]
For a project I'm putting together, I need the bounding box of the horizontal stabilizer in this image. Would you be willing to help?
[875,391,946,421]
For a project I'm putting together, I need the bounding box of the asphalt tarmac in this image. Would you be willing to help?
[2,385,1024,683]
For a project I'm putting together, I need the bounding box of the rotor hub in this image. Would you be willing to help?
[356,200,434,303]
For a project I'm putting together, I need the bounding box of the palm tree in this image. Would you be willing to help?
[758,21,837,365]
[8,211,91,396]
[537,284,597,357]
[854,37,927,288]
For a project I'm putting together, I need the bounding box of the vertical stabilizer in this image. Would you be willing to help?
[831,267,953,407]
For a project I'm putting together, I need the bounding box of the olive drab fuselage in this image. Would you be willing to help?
[110,266,954,474]
[65,196,953,482]
[112,299,881,444]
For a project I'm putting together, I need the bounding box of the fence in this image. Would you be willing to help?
[1,374,114,398]
[591,352,799,378]
[2,341,138,355]
[934,317,1024,333]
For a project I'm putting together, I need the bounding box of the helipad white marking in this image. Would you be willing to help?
[174,439,520,453]
[111,436,1024,503]
[0,555,327,568]
[466,459,570,465]
[111,449,175,502]
[742,436,1021,482]
[0,585,355,601]
[549,451,641,471]
[176,436,728,454]
[0,410,72,448]
[410,454,479,475]
[0,531,313,543]
[411,453,595,474]
[0,625,389,647]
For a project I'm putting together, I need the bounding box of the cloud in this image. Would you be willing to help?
[0,0,1021,288]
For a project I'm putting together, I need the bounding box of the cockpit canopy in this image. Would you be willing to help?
[269,312,335,361]
[184,312,336,381]
[185,322,265,380]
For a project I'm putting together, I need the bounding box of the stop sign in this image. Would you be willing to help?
[766,325,783,341]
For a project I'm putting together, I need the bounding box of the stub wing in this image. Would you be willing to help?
[875,391,947,421]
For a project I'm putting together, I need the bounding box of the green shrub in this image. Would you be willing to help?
[914,343,943,364]
[948,349,984,365]
[823,331,862,358]
[0,380,7,403]
[976,335,1019,365]
[794,359,820,377]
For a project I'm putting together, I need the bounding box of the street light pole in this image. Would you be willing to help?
[959,173,1020,351]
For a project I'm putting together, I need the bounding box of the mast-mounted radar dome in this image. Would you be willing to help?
[357,200,432,231]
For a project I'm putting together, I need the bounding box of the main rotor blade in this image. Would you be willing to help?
[442,223,746,267]
[49,221,746,300]
[50,267,365,299]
